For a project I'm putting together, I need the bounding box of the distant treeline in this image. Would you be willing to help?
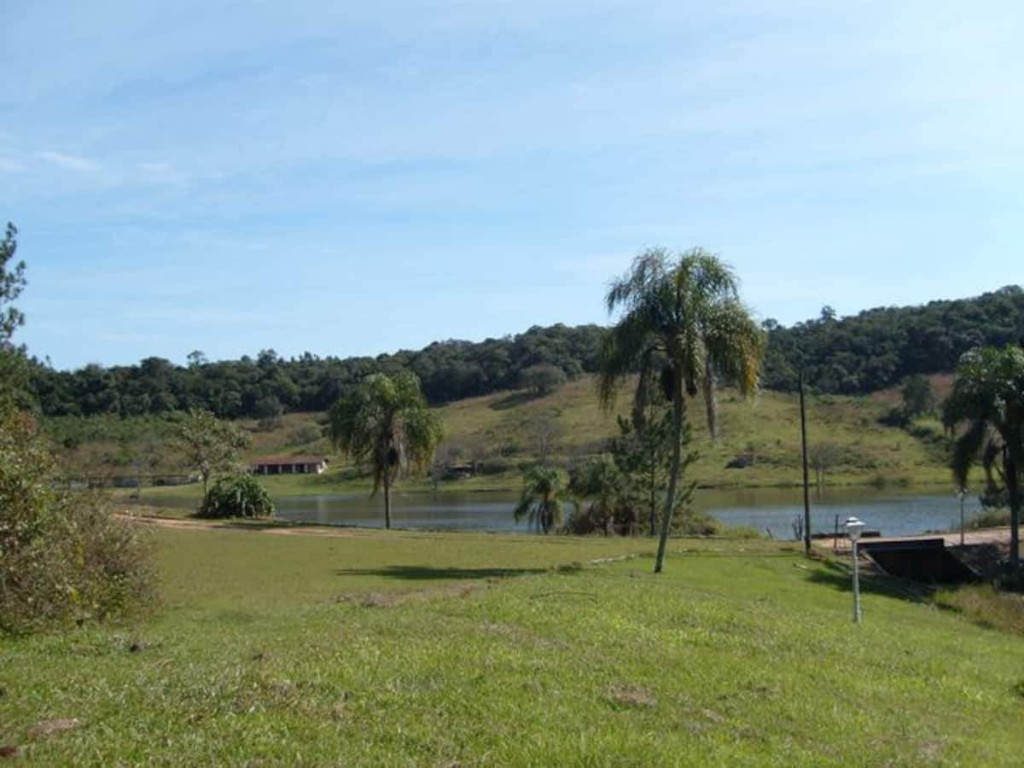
[26,286,1024,417]
[29,324,605,418]
[761,285,1024,393]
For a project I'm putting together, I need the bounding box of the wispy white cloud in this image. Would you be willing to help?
[38,150,100,172]
[4,0,1023,367]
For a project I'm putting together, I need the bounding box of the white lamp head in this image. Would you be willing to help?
[844,517,865,541]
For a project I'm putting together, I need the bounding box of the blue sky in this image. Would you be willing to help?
[2,0,1022,369]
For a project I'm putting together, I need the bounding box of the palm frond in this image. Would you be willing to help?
[703,298,766,397]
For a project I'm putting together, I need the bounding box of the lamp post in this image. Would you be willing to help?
[957,487,967,547]
[845,516,865,624]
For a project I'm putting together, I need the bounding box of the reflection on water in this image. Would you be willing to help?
[273,486,985,539]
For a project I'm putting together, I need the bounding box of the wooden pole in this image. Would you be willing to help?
[800,370,812,556]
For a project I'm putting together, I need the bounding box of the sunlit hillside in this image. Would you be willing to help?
[50,374,955,500]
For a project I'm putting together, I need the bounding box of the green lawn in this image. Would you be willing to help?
[2,528,1022,765]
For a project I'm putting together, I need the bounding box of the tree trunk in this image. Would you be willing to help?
[703,364,718,441]
[649,459,657,538]
[1006,446,1021,574]
[654,370,685,574]
[799,371,812,556]
[383,474,392,529]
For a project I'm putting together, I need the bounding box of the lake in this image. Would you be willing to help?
[272,486,986,539]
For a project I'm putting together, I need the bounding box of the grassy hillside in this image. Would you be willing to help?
[53,374,956,505]
[1,528,1021,765]
[436,375,951,488]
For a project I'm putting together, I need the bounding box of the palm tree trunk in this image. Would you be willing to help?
[383,474,392,529]
[703,364,718,440]
[649,460,657,537]
[654,371,685,574]
[1006,447,1021,574]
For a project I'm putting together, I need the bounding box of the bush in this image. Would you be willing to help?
[198,473,275,519]
[968,508,1011,530]
[0,411,154,635]
[519,364,567,396]
[675,509,722,536]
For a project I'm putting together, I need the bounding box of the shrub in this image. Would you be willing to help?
[0,411,154,635]
[519,364,567,396]
[198,473,275,519]
[290,424,323,445]
[675,509,722,536]
[968,508,1011,530]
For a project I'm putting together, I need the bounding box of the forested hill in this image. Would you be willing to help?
[30,325,606,418]
[26,285,1024,418]
[761,285,1024,393]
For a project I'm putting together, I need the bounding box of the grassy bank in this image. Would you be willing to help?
[1,528,1022,765]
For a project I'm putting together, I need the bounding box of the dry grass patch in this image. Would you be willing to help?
[606,684,658,709]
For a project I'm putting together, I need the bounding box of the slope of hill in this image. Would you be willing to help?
[433,375,950,489]
[60,374,955,504]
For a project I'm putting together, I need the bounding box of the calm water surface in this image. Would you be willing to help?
[273,486,986,539]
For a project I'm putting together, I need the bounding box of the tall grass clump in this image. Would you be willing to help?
[0,411,154,634]
[933,584,1024,635]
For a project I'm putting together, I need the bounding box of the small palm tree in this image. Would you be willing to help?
[600,247,764,573]
[944,345,1024,574]
[328,371,443,529]
[514,464,565,534]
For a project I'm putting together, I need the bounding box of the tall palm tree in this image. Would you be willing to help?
[514,464,565,534]
[944,345,1024,575]
[599,247,765,573]
[328,371,443,529]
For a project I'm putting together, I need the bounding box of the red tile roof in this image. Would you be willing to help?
[251,455,329,466]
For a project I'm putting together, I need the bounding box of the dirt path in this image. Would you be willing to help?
[115,512,359,538]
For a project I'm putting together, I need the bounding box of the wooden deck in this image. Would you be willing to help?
[812,526,1019,553]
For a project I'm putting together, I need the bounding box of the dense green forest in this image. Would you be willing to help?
[29,325,606,417]
[761,285,1024,392]
[24,285,1024,418]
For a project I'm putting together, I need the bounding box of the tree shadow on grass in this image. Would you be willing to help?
[489,391,543,411]
[334,565,548,581]
[803,559,934,604]
[219,519,352,532]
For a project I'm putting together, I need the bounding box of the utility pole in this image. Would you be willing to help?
[800,370,812,556]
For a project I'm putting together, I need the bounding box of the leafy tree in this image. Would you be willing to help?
[609,358,677,536]
[175,408,251,496]
[0,222,30,410]
[944,345,1024,576]
[809,441,842,490]
[0,222,26,346]
[1,396,152,633]
[901,374,935,419]
[599,248,764,573]
[519,363,567,396]
[198,473,275,519]
[186,350,208,368]
[513,464,565,534]
[328,371,442,529]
